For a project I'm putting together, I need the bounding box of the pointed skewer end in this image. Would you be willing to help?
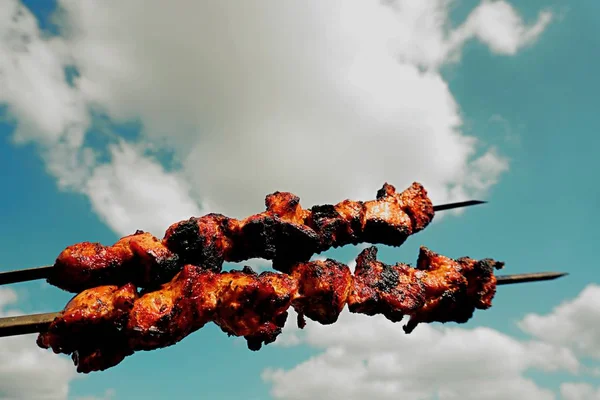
[496,271,569,285]
[433,200,487,212]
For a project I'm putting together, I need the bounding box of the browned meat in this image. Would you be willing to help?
[347,246,503,333]
[213,267,297,350]
[162,213,235,272]
[403,247,503,333]
[347,246,426,322]
[38,245,501,374]
[306,182,433,251]
[39,267,301,372]
[36,284,137,373]
[290,259,352,325]
[49,231,180,292]
[48,182,434,292]
[127,265,220,351]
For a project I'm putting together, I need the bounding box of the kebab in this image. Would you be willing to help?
[47,182,436,292]
[0,180,567,375]
[37,245,503,374]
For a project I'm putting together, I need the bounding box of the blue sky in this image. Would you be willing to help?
[1,1,599,399]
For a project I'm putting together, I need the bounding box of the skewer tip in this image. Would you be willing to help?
[496,271,569,285]
[433,200,487,212]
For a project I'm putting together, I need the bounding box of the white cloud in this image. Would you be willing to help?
[0,288,77,400]
[74,388,116,400]
[560,383,600,400]
[0,289,114,400]
[263,283,600,400]
[450,0,553,57]
[85,141,201,236]
[263,310,578,400]
[56,0,522,218]
[2,0,550,236]
[0,0,90,188]
[519,284,600,359]
[0,0,202,237]
[0,1,556,396]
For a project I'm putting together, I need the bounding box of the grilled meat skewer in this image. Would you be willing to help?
[50,182,434,292]
[38,246,503,373]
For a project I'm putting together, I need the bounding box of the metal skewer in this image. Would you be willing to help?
[432,200,487,212]
[0,271,567,338]
[0,266,53,286]
[495,271,568,285]
[0,312,61,337]
[0,199,488,286]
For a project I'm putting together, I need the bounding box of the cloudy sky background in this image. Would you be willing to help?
[1,0,599,399]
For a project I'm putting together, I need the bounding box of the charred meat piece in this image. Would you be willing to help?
[127,265,220,351]
[213,267,297,350]
[40,266,300,372]
[402,247,503,333]
[163,214,234,272]
[49,231,179,293]
[39,245,501,374]
[290,259,352,325]
[347,246,426,322]
[228,191,321,270]
[36,283,137,373]
[48,182,433,292]
[347,246,503,333]
[307,182,433,251]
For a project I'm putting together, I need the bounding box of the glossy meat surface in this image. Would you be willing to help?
[404,247,503,333]
[50,182,434,292]
[49,231,179,292]
[38,245,501,374]
[37,284,137,373]
[39,267,301,372]
[347,247,426,322]
[348,246,503,333]
[214,267,297,349]
[290,259,352,325]
[162,214,235,271]
[127,265,219,351]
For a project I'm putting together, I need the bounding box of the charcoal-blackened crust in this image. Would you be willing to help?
[309,204,352,250]
[232,216,278,260]
[244,311,289,351]
[272,219,320,269]
[291,259,352,325]
[163,218,202,261]
[144,254,181,290]
[362,219,410,248]
[49,181,435,293]
[375,264,400,293]
[356,245,379,265]
[36,284,138,373]
[230,215,320,273]
[163,214,232,272]
[471,258,505,275]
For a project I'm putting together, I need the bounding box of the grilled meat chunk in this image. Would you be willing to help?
[38,245,501,374]
[49,231,179,293]
[49,182,433,292]
[348,246,503,333]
